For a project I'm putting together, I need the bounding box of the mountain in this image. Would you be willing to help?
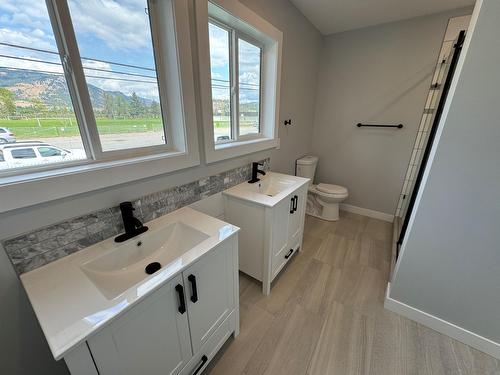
[0,68,151,109]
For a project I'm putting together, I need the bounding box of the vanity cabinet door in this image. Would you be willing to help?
[288,185,307,247]
[270,195,293,277]
[87,274,192,375]
[183,240,234,353]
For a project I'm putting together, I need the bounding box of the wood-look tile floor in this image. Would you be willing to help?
[205,212,500,375]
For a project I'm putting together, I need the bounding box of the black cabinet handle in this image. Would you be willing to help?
[290,196,295,214]
[284,249,294,259]
[293,195,298,212]
[175,284,186,314]
[188,274,198,303]
[192,355,208,375]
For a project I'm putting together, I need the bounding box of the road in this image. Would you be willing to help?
[32,127,248,151]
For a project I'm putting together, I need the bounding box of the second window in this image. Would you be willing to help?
[208,20,262,144]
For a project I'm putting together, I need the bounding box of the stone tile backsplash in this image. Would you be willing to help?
[3,158,270,275]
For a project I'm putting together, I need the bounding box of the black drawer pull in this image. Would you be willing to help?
[284,249,294,259]
[192,355,208,375]
[290,196,295,214]
[188,274,198,303]
[175,284,186,314]
[293,195,298,212]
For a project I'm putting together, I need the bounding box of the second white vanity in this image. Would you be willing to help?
[223,172,309,294]
[20,207,240,375]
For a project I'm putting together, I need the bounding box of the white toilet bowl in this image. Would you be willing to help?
[308,183,348,221]
[295,155,349,221]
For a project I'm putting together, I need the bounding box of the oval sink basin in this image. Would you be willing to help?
[80,221,209,299]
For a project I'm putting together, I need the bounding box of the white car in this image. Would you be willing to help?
[0,141,86,170]
[0,127,16,143]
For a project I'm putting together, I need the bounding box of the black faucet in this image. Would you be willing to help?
[248,162,266,183]
[115,202,149,243]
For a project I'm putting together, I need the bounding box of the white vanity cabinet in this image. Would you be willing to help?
[223,173,309,295]
[87,274,192,375]
[66,237,239,375]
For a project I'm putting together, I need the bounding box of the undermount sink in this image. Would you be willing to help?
[80,221,209,299]
[246,175,296,197]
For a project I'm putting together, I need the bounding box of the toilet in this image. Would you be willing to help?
[296,156,348,221]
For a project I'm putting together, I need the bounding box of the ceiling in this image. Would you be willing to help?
[289,0,475,35]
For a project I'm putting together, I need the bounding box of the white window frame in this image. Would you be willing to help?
[0,0,200,212]
[196,0,282,163]
[209,18,264,144]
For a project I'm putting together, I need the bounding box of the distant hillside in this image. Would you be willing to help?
[0,68,151,109]
[212,99,259,115]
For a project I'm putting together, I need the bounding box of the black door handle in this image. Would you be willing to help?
[188,274,198,303]
[175,284,186,314]
[290,196,295,214]
[293,195,298,212]
[284,249,294,259]
[192,355,208,375]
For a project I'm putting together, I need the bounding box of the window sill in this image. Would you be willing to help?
[206,137,279,164]
[0,149,200,213]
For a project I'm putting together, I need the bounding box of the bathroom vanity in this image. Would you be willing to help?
[223,172,309,294]
[19,207,240,375]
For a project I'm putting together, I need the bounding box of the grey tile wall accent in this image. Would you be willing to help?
[3,158,270,275]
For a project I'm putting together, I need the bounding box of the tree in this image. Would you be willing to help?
[0,88,16,117]
[115,96,129,118]
[103,93,115,118]
[129,92,144,118]
[31,98,47,116]
[149,100,160,118]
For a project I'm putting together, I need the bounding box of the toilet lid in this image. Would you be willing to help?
[317,183,348,195]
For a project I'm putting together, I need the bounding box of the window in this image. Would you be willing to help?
[0,0,200,212]
[238,38,261,137]
[67,0,166,152]
[38,147,63,157]
[11,148,36,159]
[197,1,282,163]
[0,0,199,187]
[209,22,232,143]
[208,21,262,143]
[0,0,86,170]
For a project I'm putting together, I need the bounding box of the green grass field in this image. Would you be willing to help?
[0,117,259,139]
[0,118,164,138]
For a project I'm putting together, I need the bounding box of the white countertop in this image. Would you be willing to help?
[222,171,310,207]
[20,207,239,361]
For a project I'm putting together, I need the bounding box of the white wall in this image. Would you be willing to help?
[311,7,472,215]
[240,0,323,175]
[0,1,322,374]
[390,0,500,349]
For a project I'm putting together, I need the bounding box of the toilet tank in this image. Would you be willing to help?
[296,155,318,183]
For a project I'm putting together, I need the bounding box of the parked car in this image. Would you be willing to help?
[0,141,86,170]
[0,127,16,143]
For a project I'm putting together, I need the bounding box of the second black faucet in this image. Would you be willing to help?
[115,201,149,243]
[248,162,266,183]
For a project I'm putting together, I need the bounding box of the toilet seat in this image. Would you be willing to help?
[317,183,348,195]
[309,184,348,199]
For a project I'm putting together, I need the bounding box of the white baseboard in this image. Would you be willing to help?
[385,283,500,359]
[340,203,394,222]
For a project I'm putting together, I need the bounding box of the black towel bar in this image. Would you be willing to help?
[356,123,403,129]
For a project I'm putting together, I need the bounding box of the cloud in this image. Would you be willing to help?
[209,23,230,69]
[0,0,160,102]
[68,0,153,53]
[80,58,160,101]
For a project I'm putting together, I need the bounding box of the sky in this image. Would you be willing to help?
[0,0,160,101]
[0,0,260,105]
